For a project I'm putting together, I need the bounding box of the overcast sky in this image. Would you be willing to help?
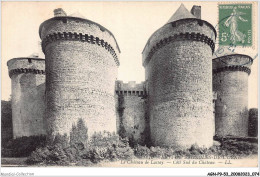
[1,1,258,108]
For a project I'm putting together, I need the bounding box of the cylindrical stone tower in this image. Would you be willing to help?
[7,57,46,138]
[142,4,216,148]
[213,54,253,137]
[39,9,120,139]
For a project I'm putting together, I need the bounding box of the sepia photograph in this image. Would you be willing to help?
[1,1,259,176]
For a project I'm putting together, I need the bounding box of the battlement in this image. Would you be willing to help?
[7,57,45,78]
[213,54,253,75]
[39,9,120,66]
[142,18,216,67]
[115,80,146,97]
[41,32,119,66]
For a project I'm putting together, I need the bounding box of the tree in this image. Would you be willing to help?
[1,100,13,145]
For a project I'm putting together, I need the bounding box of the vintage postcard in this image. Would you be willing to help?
[1,1,258,176]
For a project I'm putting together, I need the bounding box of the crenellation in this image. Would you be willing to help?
[115,81,146,97]
[213,65,251,75]
[143,32,215,67]
[42,32,119,66]
[9,68,45,78]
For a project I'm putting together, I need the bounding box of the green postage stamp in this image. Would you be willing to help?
[218,4,252,46]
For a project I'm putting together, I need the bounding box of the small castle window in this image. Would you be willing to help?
[141,91,143,95]
[28,59,32,63]
[128,91,131,95]
[137,91,139,95]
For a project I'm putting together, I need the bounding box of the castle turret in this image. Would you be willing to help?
[213,54,253,137]
[142,4,216,148]
[39,9,120,139]
[7,57,46,138]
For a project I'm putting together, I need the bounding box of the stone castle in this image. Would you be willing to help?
[7,5,257,149]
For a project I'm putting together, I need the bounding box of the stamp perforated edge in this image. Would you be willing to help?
[217,1,257,49]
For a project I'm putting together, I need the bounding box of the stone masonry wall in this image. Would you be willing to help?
[144,19,216,148]
[7,58,46,138]
[115,81,147,145]
[248,108,258,137]
[213,55,253,137]
[40,15,120,139]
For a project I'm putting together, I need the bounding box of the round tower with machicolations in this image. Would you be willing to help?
[213,54,253,137]
[7,57,46,138]
[142,4,216,148]
[39,8,120,140]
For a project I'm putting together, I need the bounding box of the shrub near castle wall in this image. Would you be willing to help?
[1,100,13,144]
[39,13,120,139]
[7,58,46,138]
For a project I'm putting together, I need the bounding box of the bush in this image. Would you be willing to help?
[133,139,258,159]
[150,146,166,158]
[134,145,151,158]
[1,100,13,145]
[134,145,206,159]
[220,139,258,156]
[83,132,134,163]
[188,144,208,155]
[26,131,134,166]
[27,144,75,166]
[26,133,258,166]
[70,119,88,148]
[1,135,46,157]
